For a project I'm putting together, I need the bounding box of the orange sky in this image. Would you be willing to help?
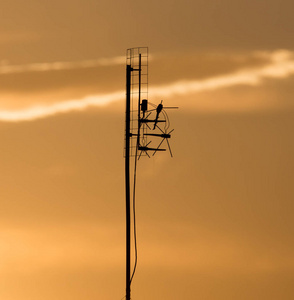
[0,1,293,300]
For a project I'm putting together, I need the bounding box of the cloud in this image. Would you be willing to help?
[0,91,125,121]
[149,50,294,97]
[0,56,125,74]
[0,50,293,122]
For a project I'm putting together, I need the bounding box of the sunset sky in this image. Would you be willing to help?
[0,1,294,300]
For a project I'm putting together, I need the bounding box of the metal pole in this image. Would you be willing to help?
[138,54,141,139]
[125,64,131,300]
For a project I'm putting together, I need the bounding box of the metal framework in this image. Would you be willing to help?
[125,47,174,159]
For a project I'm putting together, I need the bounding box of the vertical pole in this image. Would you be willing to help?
[138,54,141,133]
[125,64,132,300]
[136,54,142,149]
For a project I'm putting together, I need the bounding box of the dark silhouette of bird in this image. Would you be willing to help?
[153,100,163,129]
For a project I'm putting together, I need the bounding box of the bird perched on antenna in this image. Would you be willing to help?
[153,100,163,129]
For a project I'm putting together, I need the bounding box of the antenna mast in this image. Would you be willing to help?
[124,47,176,300]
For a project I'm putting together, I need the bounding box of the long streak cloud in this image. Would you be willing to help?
[0,50,293,122]
[0,56,125,74]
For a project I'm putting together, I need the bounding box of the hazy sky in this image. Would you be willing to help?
[0,1,293,300]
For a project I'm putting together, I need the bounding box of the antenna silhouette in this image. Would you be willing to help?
[124,47,177,300]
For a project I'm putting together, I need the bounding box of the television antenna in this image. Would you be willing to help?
[124,47,177,300]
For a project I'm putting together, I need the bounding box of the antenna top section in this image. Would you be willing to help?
[124,47,176,159]
[127,47,148,65]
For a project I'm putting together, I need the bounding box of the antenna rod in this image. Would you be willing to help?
[137,54,141,148]
[125,64,131,300]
